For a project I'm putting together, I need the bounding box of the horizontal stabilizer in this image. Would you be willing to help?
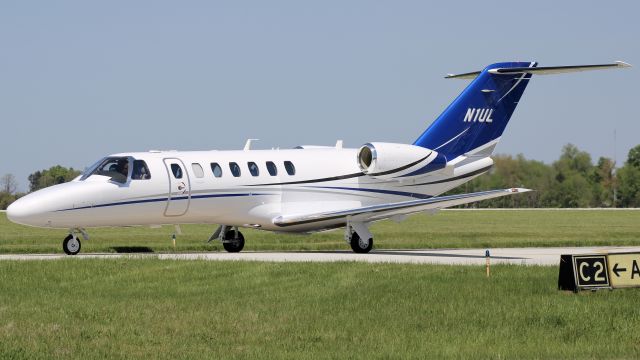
[273,188,531,227]
[445,61,631,79]
[445,70,482,80]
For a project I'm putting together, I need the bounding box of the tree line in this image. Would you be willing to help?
[447,143,640,208]
[1,143,639,210]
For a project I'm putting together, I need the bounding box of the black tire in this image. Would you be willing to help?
[222,230,245,253]
[63,234,81,255]
[350,232,373,253]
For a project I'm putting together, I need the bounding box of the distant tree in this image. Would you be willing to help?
[0,192,22,210]
[446,143,627,208]
[0,174,18,194]
[551,173,593,208]
[555,143,593,176]
[27,171,41,192]
[627,144,640,169]
[0,174,22,209]
[616,145,640,207]
[589,157,616,207]
[447,154,553,208]
[616,165,640,207]
[28,166,81,192]
[0,193,12,210]
[545,144,597,207]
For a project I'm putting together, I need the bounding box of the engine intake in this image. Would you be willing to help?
[358,144,375,170]
[357,142,442,179]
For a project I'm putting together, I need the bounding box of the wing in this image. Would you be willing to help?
[273,188,531,227]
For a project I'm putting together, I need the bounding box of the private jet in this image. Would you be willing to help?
[7,61,631,254]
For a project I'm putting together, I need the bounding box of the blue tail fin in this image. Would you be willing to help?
[413,61,537,158]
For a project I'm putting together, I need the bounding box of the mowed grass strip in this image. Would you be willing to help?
[0,260,639,359]
[1,210,639,254]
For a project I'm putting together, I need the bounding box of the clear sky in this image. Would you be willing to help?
[1,1,638,191]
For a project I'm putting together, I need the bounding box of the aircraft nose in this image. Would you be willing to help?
[6,196,45,227]
[7,198,29,223]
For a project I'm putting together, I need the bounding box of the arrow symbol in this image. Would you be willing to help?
[613,263,627,277]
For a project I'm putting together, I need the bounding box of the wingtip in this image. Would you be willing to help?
[615,61,632,68]
[510,188,533,193]
[444,71,482,80]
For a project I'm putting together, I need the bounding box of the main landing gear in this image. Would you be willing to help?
[222,229,245,253]
[209,225,245,253]
[345,221,374,253]
[349,232,373,253]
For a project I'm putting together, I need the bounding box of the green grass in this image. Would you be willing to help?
[0,260,639,359]
[1,210,640,254]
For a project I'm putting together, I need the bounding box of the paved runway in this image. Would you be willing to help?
[1,246,639,266]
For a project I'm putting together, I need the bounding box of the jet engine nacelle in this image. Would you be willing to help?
[357,142,446,179]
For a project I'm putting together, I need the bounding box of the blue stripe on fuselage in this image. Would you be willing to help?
[304,186,432,199]
[56,193,271,212]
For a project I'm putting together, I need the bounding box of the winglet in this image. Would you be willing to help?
[616,60,632,68]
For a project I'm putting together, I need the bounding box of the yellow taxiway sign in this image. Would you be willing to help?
[607,253,640,288]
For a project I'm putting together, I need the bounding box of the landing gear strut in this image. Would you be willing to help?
[63,234,81,255]
[222,228,245,253]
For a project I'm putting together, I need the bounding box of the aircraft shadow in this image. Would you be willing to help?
[110,246,154,253]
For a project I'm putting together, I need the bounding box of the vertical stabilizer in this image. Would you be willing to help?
[413,61,537,159]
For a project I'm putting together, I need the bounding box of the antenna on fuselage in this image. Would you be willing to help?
[244,139,259,151]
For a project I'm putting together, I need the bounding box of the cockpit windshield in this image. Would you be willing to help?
[81,157,152,183]
[81,157,130,183]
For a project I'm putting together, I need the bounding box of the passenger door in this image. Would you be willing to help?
[163,158,191,217]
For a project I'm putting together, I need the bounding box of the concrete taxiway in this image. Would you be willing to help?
[1,246,639,266]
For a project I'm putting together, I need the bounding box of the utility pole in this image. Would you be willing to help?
[613,129,618,207]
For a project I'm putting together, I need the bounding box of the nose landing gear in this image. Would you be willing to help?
[63,234,81,255]
[62,229,89,255]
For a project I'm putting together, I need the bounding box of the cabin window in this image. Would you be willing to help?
[192,163,204,178]
[266,161,277,176]
[211,163,223,178]
[284,161,296,176]
[132,160,151,180]
[171,163,183,179]
[229,162,241,177]
[248,162,259,177]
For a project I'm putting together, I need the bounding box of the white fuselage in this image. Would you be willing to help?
[7,146,490,233]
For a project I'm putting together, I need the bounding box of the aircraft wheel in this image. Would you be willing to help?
[63,234,81,255]
[350,232,373,253]
[222,230,245,253]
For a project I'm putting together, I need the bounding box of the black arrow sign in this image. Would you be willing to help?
[613,263,627,277]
